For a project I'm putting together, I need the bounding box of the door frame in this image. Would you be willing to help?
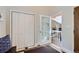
[10,10,36,47]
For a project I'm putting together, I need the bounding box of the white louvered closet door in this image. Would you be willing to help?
[11,11,35,51]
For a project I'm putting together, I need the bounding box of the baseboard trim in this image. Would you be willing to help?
[61,47,74,53]
[49,43,73,53]
[49,43,62,53]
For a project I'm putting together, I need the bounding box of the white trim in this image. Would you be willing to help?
[10,10,36,15]
[50,43,74,53]
[61,47,74,53]
[40,15,50,18]
[49,43,62,53]
[10,10,12,45]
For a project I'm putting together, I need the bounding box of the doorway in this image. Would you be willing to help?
[51,15,62,47]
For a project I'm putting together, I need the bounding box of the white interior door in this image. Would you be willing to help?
[40,15,51,44]
[11,11,35,51]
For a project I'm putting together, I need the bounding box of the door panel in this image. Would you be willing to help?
[40,15,51,44]
[74,7,79,52]
[11,11,35,51]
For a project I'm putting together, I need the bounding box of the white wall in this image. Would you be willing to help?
[0,7,8,38]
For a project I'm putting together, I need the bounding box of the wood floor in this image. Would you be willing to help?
[24,45,59,53]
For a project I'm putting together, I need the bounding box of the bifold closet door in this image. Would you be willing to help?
[11,11,35,51]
